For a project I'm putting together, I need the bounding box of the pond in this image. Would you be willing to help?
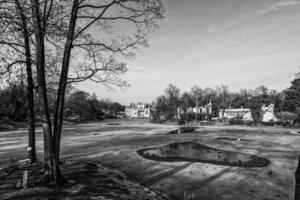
[137,141,270,168]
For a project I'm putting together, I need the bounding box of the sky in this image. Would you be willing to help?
[77,0,300,105]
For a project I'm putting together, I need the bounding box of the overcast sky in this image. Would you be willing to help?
[77,0,300,105]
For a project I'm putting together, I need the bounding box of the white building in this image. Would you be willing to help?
[125,103,151,118]
[186,101,213,115]
[178,101,213,120]
[222,107,253,121]
[261,104,278,122]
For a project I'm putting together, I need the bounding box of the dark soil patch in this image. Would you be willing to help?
[0,161,167,200]
[106,123,121,125]
[137,141,270,168]
[215,137,252,142]
[0,127,13,132]
[167,127,199,134]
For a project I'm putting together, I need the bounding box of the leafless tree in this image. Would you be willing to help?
[0,0,37,163]
[28,0,165,182]
[164,83,180,122]
[191,85,203,121]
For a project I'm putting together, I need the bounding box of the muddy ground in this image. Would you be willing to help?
[1,119,300,200]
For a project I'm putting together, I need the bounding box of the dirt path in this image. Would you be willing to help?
[0,161,168,200]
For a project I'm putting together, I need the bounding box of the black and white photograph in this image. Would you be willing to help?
[1,0,300,199]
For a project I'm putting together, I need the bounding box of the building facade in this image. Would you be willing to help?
[221,107,253,120]
[261,104,278,122]
[178,101,213,120]
[125,103,151,118]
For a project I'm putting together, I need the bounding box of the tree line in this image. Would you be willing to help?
[152,79,299,124]
[64,90,125,121]
[0,81,125,123]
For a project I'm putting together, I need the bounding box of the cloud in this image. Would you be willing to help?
[260,0,300,14]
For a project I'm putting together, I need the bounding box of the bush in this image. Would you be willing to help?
[276,111,298,125]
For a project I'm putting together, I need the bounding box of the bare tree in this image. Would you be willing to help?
[30,0,60,178]
[27,0,165,182]
[191,85,202,121]
[180,92,193,122]
[164,83,180,122]
[215,85,231,119]
[0,0,37,163]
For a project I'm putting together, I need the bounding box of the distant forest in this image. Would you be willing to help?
[0,82,125,124]
[152,74,300,124]
[1,74,300,126]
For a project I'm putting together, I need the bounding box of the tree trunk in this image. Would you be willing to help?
[53,0,79,183]
[195,100,199,122]
[15,0,37,164]
[295,154,300,200]
[30,0,54,178]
